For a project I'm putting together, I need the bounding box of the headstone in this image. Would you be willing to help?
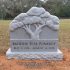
[6,7,63,60]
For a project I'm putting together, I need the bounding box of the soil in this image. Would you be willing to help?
[0,47,70,70]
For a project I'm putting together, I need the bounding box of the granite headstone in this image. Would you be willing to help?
[6,7,63,60]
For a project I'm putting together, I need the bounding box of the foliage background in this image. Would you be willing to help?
[0,0,70,19]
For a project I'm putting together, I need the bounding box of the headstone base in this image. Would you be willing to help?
[6,48,63,60]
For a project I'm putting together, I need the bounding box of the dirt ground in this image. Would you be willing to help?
[0,47,70,70]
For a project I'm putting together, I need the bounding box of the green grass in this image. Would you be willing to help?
[0,19,70,55]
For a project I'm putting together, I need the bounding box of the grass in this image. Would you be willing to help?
[0,20,11,54]
[60,19,70,30]
[0,19,70,55]
[59,19,70,49]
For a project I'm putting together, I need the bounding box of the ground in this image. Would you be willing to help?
[0,19,70,70]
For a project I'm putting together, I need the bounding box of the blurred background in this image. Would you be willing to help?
[0,0,70,20]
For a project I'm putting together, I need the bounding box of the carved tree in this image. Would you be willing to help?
[10,7,59,40]
[22,23,46,40]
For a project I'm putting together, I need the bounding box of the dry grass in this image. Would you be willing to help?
[59,19,70,48]
[0,20,11,54]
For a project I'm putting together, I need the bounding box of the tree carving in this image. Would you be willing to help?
[10,7,59,40]
[22,23,47,39]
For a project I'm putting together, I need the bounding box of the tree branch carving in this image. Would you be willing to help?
[22,23,47,40]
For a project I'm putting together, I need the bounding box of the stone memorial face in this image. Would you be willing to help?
[6,7,63,60]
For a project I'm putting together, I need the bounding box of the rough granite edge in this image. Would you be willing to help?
[6,48,63,60]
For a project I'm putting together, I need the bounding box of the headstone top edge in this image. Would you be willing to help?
[10,7,59,32]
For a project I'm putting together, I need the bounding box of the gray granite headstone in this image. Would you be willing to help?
[6,7,63,60]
